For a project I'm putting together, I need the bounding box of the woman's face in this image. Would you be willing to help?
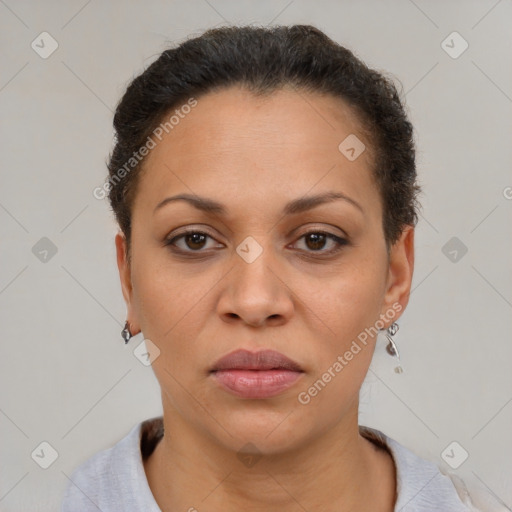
[116,86,413,453]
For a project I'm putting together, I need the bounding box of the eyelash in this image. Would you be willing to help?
[164,228,348,258]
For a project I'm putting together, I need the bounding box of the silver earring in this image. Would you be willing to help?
[121,321,133,344]
[384,322,403,374]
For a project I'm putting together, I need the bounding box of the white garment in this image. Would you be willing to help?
[61,416,480,511]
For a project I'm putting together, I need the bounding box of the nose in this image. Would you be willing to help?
[217,245,294,328]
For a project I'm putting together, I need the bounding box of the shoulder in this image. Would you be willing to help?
[360,426,481,512]
[60,417,163,512]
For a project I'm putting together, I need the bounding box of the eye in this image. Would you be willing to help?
[164,228,348,256]
[292,230,348,256]
[165,229,220,253]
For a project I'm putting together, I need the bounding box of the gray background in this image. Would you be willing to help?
[1,1,511,511]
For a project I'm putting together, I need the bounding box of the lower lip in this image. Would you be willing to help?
[211,369,304,399]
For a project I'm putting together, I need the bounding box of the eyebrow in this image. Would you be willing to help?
[153,191,363,216]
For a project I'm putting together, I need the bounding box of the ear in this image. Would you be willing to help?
[380,225,415,326]
[115,231,140,335]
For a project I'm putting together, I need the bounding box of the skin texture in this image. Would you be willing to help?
[115,85,414,511]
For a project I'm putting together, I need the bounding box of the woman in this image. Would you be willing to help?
[62,24,479,511]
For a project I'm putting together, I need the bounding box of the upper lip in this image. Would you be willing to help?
[210,349,303,372]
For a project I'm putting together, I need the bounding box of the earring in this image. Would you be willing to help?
[384,322,403,374]
[121,321,133,344]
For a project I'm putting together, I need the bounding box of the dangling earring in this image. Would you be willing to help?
[121,321,133,344]
[384,322,403,374]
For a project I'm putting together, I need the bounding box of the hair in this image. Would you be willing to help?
[107,24,420,253]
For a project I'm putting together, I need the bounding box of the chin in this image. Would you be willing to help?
[209,408,309,455]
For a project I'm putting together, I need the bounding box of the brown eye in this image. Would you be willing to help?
[165,230,219,252]
[165,229,348,258]
[182,232,208,250]
[304,233,328,251]
[294,231,348,255]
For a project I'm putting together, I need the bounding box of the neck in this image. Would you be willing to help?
[144,399,396,512]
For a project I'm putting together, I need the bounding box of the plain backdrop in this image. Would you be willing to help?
[1,1,511,511]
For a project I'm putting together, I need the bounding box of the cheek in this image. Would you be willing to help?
[298,262,387,345]
[292,255,387,390]
[291,278,384,430]
[131,244,207,329]
[130,251,226,380]
[130,258,221,428]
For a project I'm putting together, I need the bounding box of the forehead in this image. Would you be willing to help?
[152,85,371,157]
[133,86,379,218]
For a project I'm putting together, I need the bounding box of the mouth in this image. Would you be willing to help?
[210,349,304,399]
